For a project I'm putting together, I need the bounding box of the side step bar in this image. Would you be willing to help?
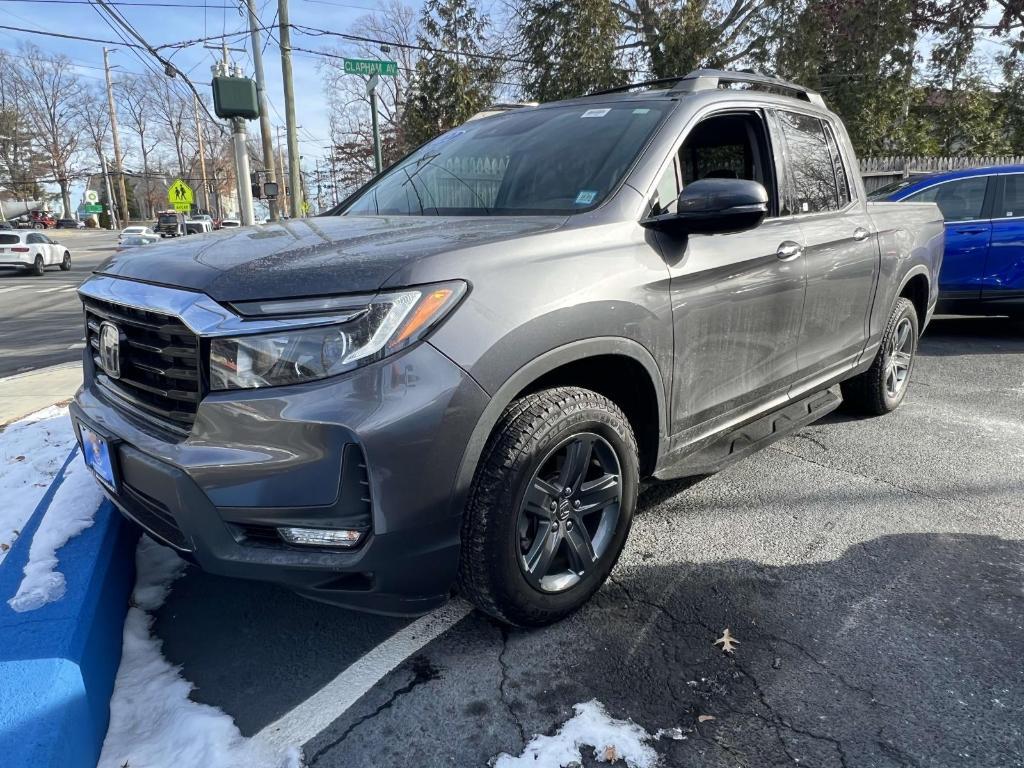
[656,386,842,479]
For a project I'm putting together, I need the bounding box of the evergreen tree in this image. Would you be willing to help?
[401,0,499,149]
[515,0,625,102]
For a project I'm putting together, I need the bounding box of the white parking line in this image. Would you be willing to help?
[35,285,72,293]
[254,598,473,749]
[0,286,23,294]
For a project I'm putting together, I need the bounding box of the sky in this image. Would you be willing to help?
[0,0,391,209]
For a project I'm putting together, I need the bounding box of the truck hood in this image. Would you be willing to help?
[96,215,565,302]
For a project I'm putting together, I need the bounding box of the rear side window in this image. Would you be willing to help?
[26,233,42,244]
[778,111,841,214]
[906,177,988,221]
[0,234,19,245]
[822,123,851,207]
[997,174,1024,218]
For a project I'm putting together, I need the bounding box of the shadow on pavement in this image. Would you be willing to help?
[301,532,1024,767]
[919,315,1024,356]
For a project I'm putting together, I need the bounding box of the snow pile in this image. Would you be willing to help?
[7,450,104,611]
[494,700,660,768]
[0,405,78,566]
[99,536,303,768]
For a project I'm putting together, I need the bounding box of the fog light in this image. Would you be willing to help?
[278,527,363,548]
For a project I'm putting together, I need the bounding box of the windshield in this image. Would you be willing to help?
[158,214,178,224]
[342,102,671,217]
[866,176,935,200]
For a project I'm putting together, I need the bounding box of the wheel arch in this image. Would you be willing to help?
[897,267,930,333]
[452,337,668,514]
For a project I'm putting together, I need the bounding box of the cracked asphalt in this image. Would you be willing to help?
[155,315,1024,767]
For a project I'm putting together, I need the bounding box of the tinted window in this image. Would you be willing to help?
[997,174,1024,218]
[823,123,851,207]
[778,111,840,214]
[0,234,19,245]
[906,177,988,221]
[344,103,670,216]
[26,233,41,244]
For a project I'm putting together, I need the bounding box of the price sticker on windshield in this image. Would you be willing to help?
[581,108,610,118]
[575,190,598,205]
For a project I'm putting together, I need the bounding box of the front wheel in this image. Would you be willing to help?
[59,252,71,271]
[458,387,639,626]
[841,297,919,415]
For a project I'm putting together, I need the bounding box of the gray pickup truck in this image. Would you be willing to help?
[72,70,943,626]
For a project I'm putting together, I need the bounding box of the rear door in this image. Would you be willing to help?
[902,175,994,298]
[984,173,1024,308]
[774,109,879,383]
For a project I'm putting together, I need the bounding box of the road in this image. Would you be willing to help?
[149,315,1024,767]
[0,229,118,378]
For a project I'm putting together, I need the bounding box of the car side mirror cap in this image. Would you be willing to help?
[642,177,769,235]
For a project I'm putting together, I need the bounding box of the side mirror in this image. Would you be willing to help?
[642,178,768,235]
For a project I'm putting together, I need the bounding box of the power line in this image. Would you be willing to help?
[0,0,235,6]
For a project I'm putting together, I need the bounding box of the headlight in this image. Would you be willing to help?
[209,281,466,391]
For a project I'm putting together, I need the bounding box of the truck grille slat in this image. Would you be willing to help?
[84,297,201,432]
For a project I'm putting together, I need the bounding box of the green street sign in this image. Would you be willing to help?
[83,204,103,213]
[343,58,398,77]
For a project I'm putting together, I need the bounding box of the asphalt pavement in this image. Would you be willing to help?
[151,315,1024,767]
[0,229,118,378]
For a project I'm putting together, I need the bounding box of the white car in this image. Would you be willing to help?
[220,219,241,228]
[0,230,71,275]
[118,225,157,243]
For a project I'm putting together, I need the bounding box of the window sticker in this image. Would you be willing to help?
[428,129,465,148]
[632,108,651,114]
[581,108,610,118]
[575,190,599,205]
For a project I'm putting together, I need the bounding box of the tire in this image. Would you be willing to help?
[33,223,44,230]
[458,387,639,626]
[841,297,919,416]
[31,255,45,276]
[59,252,71,271]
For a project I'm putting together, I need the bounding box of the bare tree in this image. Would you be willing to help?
[117,74,162,218]
[0,51,49,202]
[152,77,192,177]
[14,44,86,215]
[320,0,420,192]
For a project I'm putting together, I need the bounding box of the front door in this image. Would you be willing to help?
[658,109,806,437]
[903,175,993,299]
[983,173,1024,309]
[773,110,879,380]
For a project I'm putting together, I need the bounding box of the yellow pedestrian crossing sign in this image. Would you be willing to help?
[168,179,194,212]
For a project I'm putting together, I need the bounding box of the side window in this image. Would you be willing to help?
[778,111,840,214]
[906,177,988,222]
[678,111,776,215]
[822,123,851,207]
[996,174,1024,218]
[652,161,678,215]
[26,233,40,244]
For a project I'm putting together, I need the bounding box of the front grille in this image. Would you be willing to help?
[84,297,201,433]
[120,482,192,551]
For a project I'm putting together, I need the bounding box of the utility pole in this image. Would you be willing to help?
[100,155,119,230]
[277,125,289,216]
[323,145,339,206]
[212,44,255,225]
[244,0,279,221]
[277,0,303,217]
[102,48,130,224]
[368,73,382,175]
[193,95,211,215]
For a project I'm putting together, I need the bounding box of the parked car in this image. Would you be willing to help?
[116,234,161,251]
[56,218,84,229]
[72,69,942,626]
[155,211,188,237]
[219,218,241,228]
[185,218,214,235]
[870,165,1024,318]
[118,225,158,243]
[0,221,12,230]
[0,230,71,275]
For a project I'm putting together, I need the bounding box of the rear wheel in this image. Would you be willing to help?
[459,387,639,626]
[59,252,71,271]
[31,255,45,276]
[841,297,918,415]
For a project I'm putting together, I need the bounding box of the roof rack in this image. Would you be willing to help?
[589,69,826,107]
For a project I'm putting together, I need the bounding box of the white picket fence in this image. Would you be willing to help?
[859,155,1024,193]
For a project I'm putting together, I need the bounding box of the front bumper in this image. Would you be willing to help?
[71,341,489,616]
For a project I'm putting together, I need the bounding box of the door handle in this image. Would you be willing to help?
[852,227,871,241]
[776,241,803,261]
[953,227,986,234]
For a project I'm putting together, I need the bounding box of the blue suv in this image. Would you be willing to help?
[871,165,1024,318]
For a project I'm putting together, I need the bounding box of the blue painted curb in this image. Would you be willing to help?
[0,449,140,768]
